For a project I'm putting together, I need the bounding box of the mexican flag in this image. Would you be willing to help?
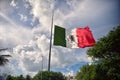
[53,25,96,48]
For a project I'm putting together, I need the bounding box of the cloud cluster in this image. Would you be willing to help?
[0,0,119,76]
[10,0,18,8]
[0,12,33,48]
[0,0,86,76]
[18,14,28,22]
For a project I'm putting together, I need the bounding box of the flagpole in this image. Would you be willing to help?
[48,5,54,71]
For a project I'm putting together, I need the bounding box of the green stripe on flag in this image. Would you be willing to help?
[53,25,66,47]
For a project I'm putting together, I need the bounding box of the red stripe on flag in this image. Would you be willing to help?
[76,26,96,48]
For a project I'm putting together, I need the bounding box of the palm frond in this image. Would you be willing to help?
[0,48,8,51]
[0,55,10,66]
[0,48,11,66]
[1,55,11,57]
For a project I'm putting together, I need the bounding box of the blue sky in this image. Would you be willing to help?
[0,0,120,76]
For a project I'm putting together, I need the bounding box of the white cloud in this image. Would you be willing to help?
[0,12,33,46]
[10,0,18,8]
[12,34,49,73]
[27,0,55,30]
[18,13,28,22]
[7,0,96,76]
[11,34,89,75]
[24,3,29,9]
[0,0,119,76]
[0,0,14,15]
[0,23,32,48]
[0,11,33,75]
[0,64,13,75]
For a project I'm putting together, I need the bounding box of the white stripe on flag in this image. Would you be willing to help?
[66,29,79,48]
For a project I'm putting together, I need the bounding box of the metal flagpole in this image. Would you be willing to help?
[48,4,54,71]
[41,55,43,80]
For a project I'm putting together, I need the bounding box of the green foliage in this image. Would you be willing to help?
[87,26,120,58]
[6,71,66,80]
[76,26,120,80]
[17,75,26,80]
[0,48,11,66]
[32,71,65,80]
[76,64,106,80]
[6,75,13,80]
[26,75,31,80]
[6,75,28,80]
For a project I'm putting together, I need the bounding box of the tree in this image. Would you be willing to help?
[75,64,107,80]
[26,75,31,80]
[0,48,11,66]
[6,75,12,80]
[6,74,27,80]
[18,75,25,80]
[88,26,120,80]
[87,26,120,59]
[32,71,65,80]
[76,26,120,80]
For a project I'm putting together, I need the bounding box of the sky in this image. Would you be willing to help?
[0,0,120,77]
